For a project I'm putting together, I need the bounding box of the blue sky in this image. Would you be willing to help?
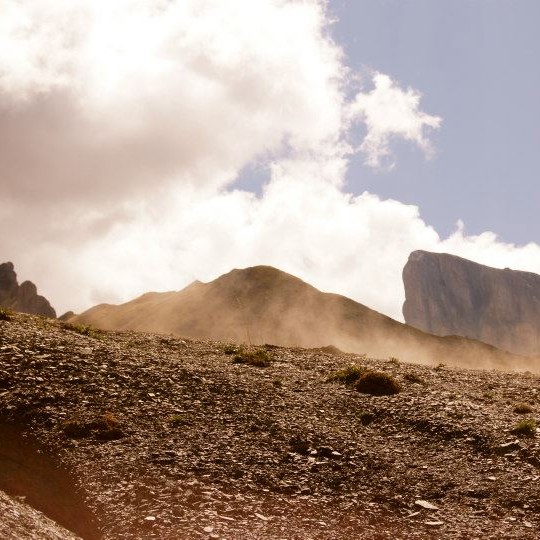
[330,0,540,243]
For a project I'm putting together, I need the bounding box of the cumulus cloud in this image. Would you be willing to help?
[0,0,344,206]
[1,0,539,322]
[349,72,442,169]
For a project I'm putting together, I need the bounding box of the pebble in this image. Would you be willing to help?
[415,500,439,510]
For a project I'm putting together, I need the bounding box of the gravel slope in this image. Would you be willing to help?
[1,312,540,539]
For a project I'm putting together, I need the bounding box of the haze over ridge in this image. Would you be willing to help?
[1,0,539,321]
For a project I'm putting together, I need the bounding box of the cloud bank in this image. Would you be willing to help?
[1,0,539,321]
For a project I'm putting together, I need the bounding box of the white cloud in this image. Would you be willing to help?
[349,72,442,169]
[1,0,539,323]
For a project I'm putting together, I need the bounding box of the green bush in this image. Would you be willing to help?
[355,371,401,396]
[232,348,272,367]
[327,364,365,385]
[63,322,102,339]
[512,418,537,437]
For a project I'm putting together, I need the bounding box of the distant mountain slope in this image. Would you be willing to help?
[69,265,537,371]
[403,250,540,357]
[0,262,56,318]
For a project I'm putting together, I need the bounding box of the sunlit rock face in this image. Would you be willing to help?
[0,262,56,318]
[403,250,540,357]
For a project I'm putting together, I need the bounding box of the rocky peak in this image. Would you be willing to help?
[0,262,56,318]
[403,250,540,357]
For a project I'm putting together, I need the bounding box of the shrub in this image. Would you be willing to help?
[223,344,239,355]
[0,307,14,321]
[319,345,343,355]
[355,371,401,396]
[232,348,272,367]
[63,322,102,339]
[327,364,365,385]
[512,418,537,437]
[513,402,533,414]
[63,412,124,440]
[169,415,189,426]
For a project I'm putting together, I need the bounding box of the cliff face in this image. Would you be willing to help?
[403,250,540,357]
[0,262,56,318]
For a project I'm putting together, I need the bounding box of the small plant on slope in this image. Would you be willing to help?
[327,364,365,385]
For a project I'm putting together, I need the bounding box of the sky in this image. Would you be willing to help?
[0,0,539,320]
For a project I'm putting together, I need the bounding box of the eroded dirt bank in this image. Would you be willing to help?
[1,313,540,539]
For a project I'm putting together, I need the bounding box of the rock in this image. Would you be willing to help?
[415,500,439,510]
[0,262,56,318]
[495,441,521,455]
[403,250,540,357]
[316,446,335,458]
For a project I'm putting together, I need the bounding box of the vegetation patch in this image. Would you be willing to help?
[63,322,103,339]
[355,371,401,396]
[513,402,534,414]
[512,418,537,437]
[232,348,272,367]
[319,345,344,355]
[0,307,14,321]
[169,414,189,427]
[63,412,124,440]
[327,364,365,385]
[223,344,240,355]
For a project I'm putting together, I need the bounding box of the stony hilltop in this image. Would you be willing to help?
[68,265,539,373]
[403,251,540,357]
[1,312,540,539]
[0,262,56,318]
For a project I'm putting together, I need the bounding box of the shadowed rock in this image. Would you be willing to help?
[0,262,56,318]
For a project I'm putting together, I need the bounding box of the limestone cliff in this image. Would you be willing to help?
[403,250,540,357]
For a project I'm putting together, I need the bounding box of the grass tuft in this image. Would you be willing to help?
[232,348,272,368]
[512,418,537,437]
[327,364,365,385]
[0,307,14,321]
[63,322,103,339]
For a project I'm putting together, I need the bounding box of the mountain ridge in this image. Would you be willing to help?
[68,265,539,372]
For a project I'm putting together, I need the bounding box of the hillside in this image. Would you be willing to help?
[403,251,540,357]
[1,312,540,538]
[69,265,539,372]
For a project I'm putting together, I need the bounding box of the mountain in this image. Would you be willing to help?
[0,262,56,318]
[68,265,538,372]
[2,311,540,539]
[403,250,540,357]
